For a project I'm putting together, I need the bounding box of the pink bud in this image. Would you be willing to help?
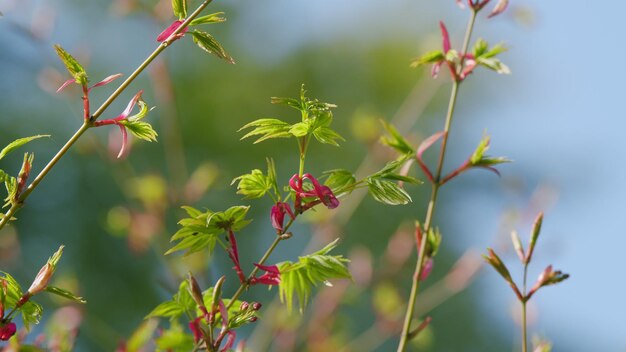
[488,0,509,18]
[28,263,54,295]
[156,20,188,42]
[419,258,434,281]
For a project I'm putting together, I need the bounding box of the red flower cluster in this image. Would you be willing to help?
[289,173,339,213]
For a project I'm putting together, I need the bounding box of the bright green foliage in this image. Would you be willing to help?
[155,322,195,351]
[167,206,251,256]
[409,49,445,68]
[232,159,280,201]
[472,38,510,74]
[191,30,235,64]
[321,169,356,196]
[190,12,226,26]
[3,175,17,208]
[240,85,344,147]
[171,0,187,19]
[126,319,159,352]
[0,272,42,329]
[119,101,158,142]
[380,120,414,155]
[426,227,442,257]
[278,239,351,313]
[146,280,195,320]
[469,135,510,167]
[366,178,412,205]
[0,135,49,161]
[54,45,88,86]
[238,119,292,144]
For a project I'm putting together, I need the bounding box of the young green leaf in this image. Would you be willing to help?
[4,176,17,208]
[239,118,292,143]
[171,0,187,19]
[126,319,159,352]
[165,232,217,256]
[380,120,414,155]
[278,239,351,312]
[120,120,158,142]
[155,323,195,351]
[189,12,226,26]
[409,49,445,68]
[366,178,412,205]
[232,169,273,199]
[44,286,86,303]
[54,45,88,85]
[0,135,49,161]
[270,97,302,110]
[476,57,511,74]
[191,30,235,64]
[146,280,195,320]
[0,169,7,183]
[322,169,356,194]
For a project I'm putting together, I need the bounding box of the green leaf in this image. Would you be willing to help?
[20,300,43,330]
[278,239,351,312]
[477,57,511,74]
[289,121,310,137]
[0,135,49,161]
[54,45,88,85]
[211,205,251,231]
[322,169,356,194]
[409,49,444,68]
[239,118,292,143]
[426,227,442,257]
[146,281,195,320]
[380,120,414,155]
[366,178,412,205]
[0,169,7,183]
[312,126,344,146]
[483,43,508,58]
[270,97,302,110]
[155,323,195,351]
[127,319,159,352]
[181,205,203,218]
[165,233,217,256]
[122,121,158,142]
[4,176,17,208]
[171,0,187,19]
[380,173,422,185]
[189,12,226,26]
[44,286,86,303]
[191,30,235,64]
[472,38,489,58]
[470,135,511,167]
[232,169,273,199]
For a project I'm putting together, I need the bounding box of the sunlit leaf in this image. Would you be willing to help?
[44,286,86,303]
[54,45,88,85]
[366,178,412,205]
[0,135,49,160]
[278,239,351,312]
[171,0,187,19]
[191,30,235,64]
[239,118,292,143]
[189,12,226,26]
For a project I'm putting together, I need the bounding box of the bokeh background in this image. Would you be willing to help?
[0,0,619,351]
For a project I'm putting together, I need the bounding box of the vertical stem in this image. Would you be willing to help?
[397,10,478,352]
[522,264,529,352]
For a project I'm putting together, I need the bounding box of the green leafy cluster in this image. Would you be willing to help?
[170,0,234,64]
[471,39,510,75]
[166,205,251,256]
[54,45,88,86]
[278,239,351,312]
[1,135,49,209]
[0,272,43,329]
[231,158,280,201]
[469,135,510,168]
[239,85,344,146]
[118,100,158,143]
